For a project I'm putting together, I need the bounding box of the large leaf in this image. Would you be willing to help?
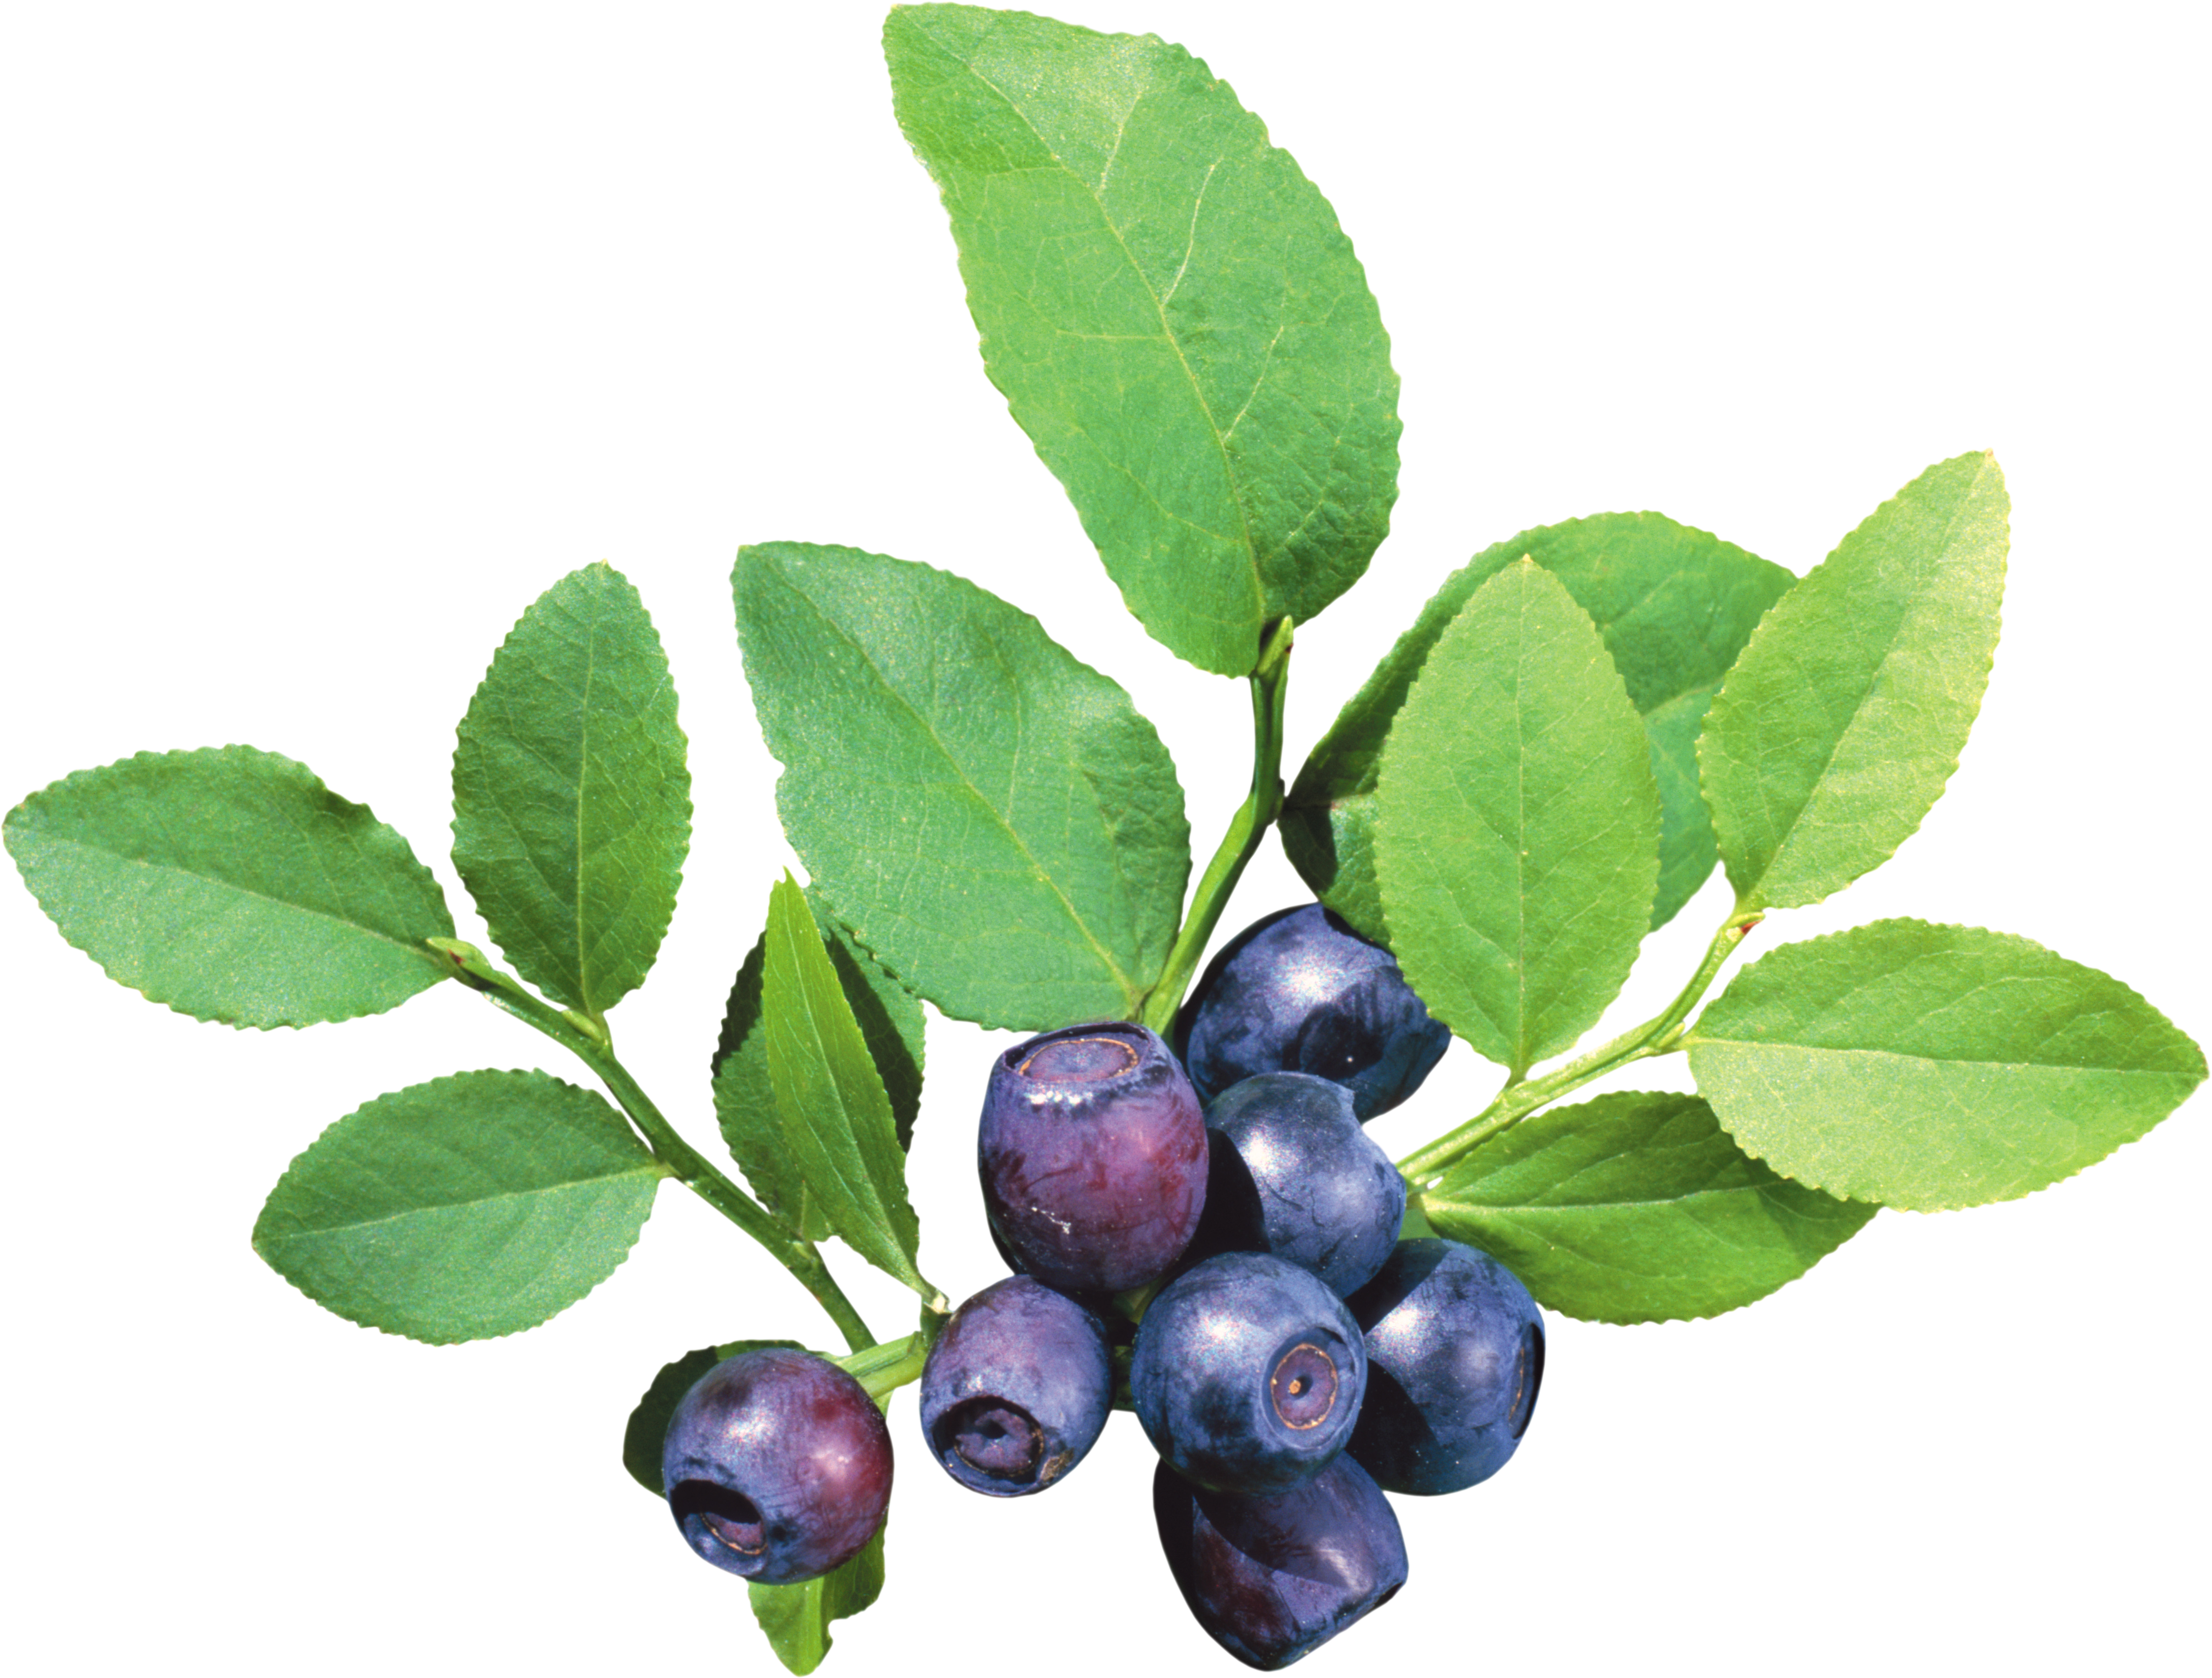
[1424,1091,1877,1323]
[734,541,1188,1029]
[451,562,690,1019]
[714,885,925,1241]
[1699,452,2008,912]
[622,1338,807,1496]
[1375,560,1662,1075]
[6,746,453,1027]
[252,1069,665,1342]
[761,874,930,1296]
[1685,920,2207,1210]
[885,4,1399,677]
[750,1522,889,1676]
[1284,511,1791,937]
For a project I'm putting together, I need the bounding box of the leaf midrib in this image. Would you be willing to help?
[262,1159,661,1241]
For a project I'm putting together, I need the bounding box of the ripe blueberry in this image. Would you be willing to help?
[661,1347,892,1584]
[1176,904,1450,1121]
[979,1020,1207,1295]
[1152,1455,1408,1671]
[1346,1237,1545,1495]
[1191,1071,1406,1297]
[1131,1251,1366,1495]
[919,1275,1112,1497]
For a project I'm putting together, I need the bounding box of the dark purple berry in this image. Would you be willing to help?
[979,1020,1207,1295]
[1346,1238,1545,1495]
[661,1347,892,1584]
[1131,1251,1365,1495]
[1153,1455,1408,1670]
[1177,904,1450,1121]
[918,1275,1112,1497]
[1192,1072,1406,1296]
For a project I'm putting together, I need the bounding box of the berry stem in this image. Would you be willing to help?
[1395,912,1762,1187]
[429,937,879,1352]
[1139,616,1294,1036]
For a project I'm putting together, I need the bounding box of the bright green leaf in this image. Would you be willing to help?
[1685,920,2208,1210]
[1424,1091,1877,1323]
[452,563,690,1018]
[1376,560,1663,1074]
[5,746,453,1027]
[734,541,1188,1030]
[1284,511,1790,936]
[750,1521,888,1676]
[885,4,1399,676]
[714,885,926,1241]
[622,1338,807,1496]
[762,874,930,1296]
[252,1070,664,1343]
[1700,452,2008,912]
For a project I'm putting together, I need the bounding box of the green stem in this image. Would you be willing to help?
[1396,911,1762,1187]
[429,938,877,1352]
[836,1328,935,1406]
[1140,617,1294,1036]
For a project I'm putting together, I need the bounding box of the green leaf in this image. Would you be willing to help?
[734,541,1188,1029]
[1699,452,2008,912]
[252,1069,664,1342]
[1375,559,1663,1075]
[5,746,454,1027]
[451,562,690,1018]
[1684,920,2208,1210]
[1283,511,1791,936]
[622,1338,806,1496]
[714,885,926,1241]
[762,874,930,1296]
[750,1520,888,1676]
[884,4,1400,676]
[1424,1091,1877,1323]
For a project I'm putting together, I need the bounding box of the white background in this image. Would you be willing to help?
[3,3,2206,1674]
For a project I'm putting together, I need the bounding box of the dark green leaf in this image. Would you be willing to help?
[1284,511,1790,935]
[734,541,1188,1029]
[885,4,1399,676]
[750,1520,888,1675]
[1375,560,1662,1074]
[762,874,930,1296]
[714,886,925,1241]
[622,1338,806,1496]
[252,1069,664,1342]
[5,746,453,1027]
[1685,920,2208,1210]
[1700,452,2008,911]
[452,562,690,1018]
[1424,1091,1877,1323]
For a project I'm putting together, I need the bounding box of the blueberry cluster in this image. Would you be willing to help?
[659,905,1547,1670]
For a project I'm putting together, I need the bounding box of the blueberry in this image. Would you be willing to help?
[1152,1455,1408,1671]
[1346,1238,1545,1495]
[1191,1072,1406,1297]
[979,1020,1208,1295]
[661,1347,892,1583]
[1131,1251,1366,1495]
[1176,904,1450,1120]
[918,1275,1112,1497]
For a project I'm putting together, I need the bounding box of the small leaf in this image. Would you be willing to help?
[5,746,453,1027]
[885,4,1399,676]
[452,562,690,1018]
[750,1520,888,1676]
[1685,920,2208,1210]
[1424,1091,1877,1323]
[714,886,926,1241]
[1376,560,1662,1075]
[762,874,929,1295]
[252,1069,664,1342]
[1700,452,2008,912]
[1283,511,1790,936]
[622,1338,806,1496]
[734,541,1188,1029]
